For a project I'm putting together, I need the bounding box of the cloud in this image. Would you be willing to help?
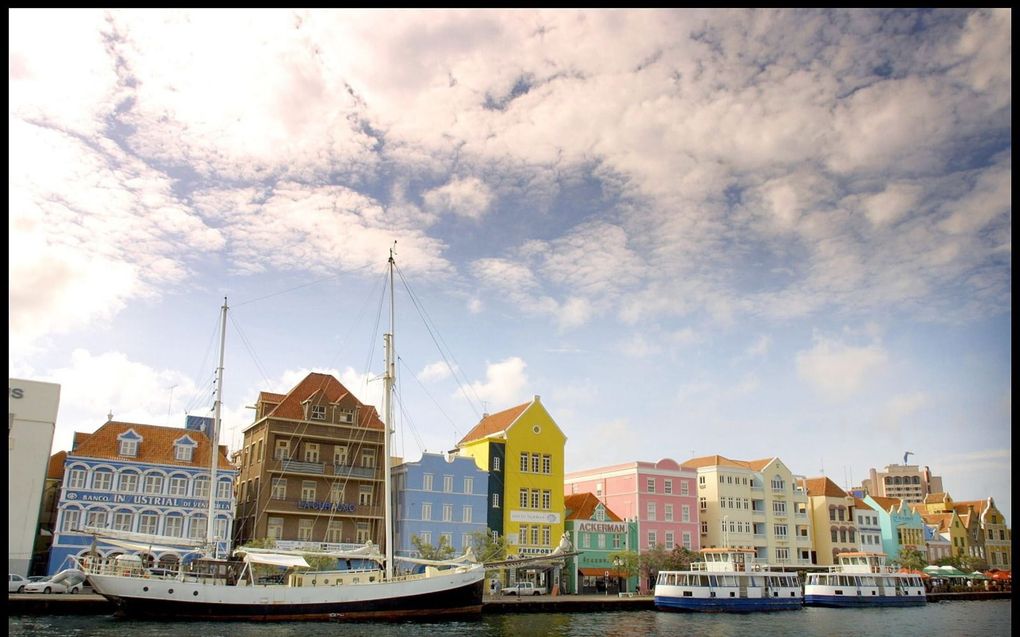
[418,361,454,383]
[422,176,495,220]
[796,335,888,400]
[457,357,529,407]
[878,391,929,432]
[746,335,772,358]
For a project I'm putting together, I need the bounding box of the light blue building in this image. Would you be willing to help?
[863,495,926,561]
[392,452,488,562]
[47,419,237,575]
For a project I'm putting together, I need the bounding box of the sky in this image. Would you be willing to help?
[9,9,1011,523]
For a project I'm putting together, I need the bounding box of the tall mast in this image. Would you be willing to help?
[383,247,396,579]
[207,297,227,555]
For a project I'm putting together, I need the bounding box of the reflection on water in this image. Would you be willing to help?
[9,600,1011,637]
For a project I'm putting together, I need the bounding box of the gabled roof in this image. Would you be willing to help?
[802,476,850,498]
[925,492,948,504]
[68,421,233,469]
[47,451,67,479]
[258,373,383,430]
[921,512,956,532]
[681,454,754,470]
[564,493,623,522]
[457,400,531,446]
[854,498,876,511]
[869,495,903,513]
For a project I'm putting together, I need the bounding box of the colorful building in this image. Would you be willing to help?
[392,452,489,560]
[863,495,925,562]
[853,498,883,552]
[455,396,566,559]
[48,419,236,575]
[681,455,812,566]
[564,458,700,557]
[801,477,858,565]
[563,493,638,595]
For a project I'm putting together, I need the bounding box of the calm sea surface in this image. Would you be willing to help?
[9,600,1010,637]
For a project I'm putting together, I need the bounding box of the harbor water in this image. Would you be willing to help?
[9,599,1010,636]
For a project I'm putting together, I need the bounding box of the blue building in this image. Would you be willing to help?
[392,452,488,561]
[864,495,926,561]
[47,419,237,575]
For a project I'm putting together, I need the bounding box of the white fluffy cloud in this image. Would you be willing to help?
[422,177,495,220]
[796,335,889,400]
[457,357,529,408]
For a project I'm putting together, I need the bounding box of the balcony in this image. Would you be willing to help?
[282,460,325,474]
[269,460,378,480]
[264,496,383,519]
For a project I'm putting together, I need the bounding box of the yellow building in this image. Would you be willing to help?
[455,396,566,557]
[919,510,967,560]
[801,477,858,565]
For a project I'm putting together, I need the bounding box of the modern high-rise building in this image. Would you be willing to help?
[861,463,944,504]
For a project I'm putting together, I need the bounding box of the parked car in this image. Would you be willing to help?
[23,569,86,594]
[502,581,544,596]
[9,574,28,593]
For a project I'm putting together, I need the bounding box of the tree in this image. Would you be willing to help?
[608,549,640,583]
[667,546,699,571]
[468,530,508,564]
[639,544,672,590]
[895,547,928,571]
[411,534,455,561]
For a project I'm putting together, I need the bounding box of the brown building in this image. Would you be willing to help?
[861,464,944,504]
[233,373,387,550]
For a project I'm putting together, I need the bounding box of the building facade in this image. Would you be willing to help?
[233,373,387,552]
[853,498,884,553]
[392,452,489,560]
[8,379,60,577]
[48,420,236,575]
[864,495,925,562]
[862,463,944,504]
[456,396,566,559]
[801,477,858,565]
[681,455,812,566]
[563,493,637,595]
[564,458,700,557]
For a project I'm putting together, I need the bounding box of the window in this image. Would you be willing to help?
[613,534,621,549]
[423,473,434,491]
[682,504,690,522]
[268,517,284,540]
[272,478,287,500]
[164,516,183,537]
[361,450,376,468]
[771,476,785,491]
[531,489,540,509]
[330,483,344,503]
[463,506,472,523]
[417,531,432,547]
[421,502,432,521]
[683,532,692,550]
[680,480,689,496]
[144,474,163,495]
[647,501,656,521]
[520,452,529,472]
[168,476,188,496]
[665,532,675,549]
[443,476,453,492]
[542,490,551,510]
[193,476,209,498]
[358,485,373,506]
[582,532,590,548]
[68,468,86,489]
[310,404,326,421]
[334,446,348,465]
[542,455,551,474]
[532,526,539,545]
[492,492,501,508]
[61,510,81,532]
[699,497,706,511]
[119,439,138,457]
[113,511,133,532]
[93,470,114,491]
[664,479,673,494]
[443,504,453,522]
[118,472,139,493]
[298,519,314,541]
[667,502,677,521]
[647,478,656,493]
[775,547,790,561]
[492,456,501,472]
[217,479,231,500]
[175,444,193,462]
[647,531,656,548]
[700,521,709,535]
[464,477,473,494]
[301,481,316,501]
[304,443,319,463]
[774,524,788,537]
[520,489,529,508]
[190,516,207,539]
[531,453,540,473]
[258,440,264,462]
[773,501,787,514]
[138,512,157,535]
[275,440,290,460]
[326,520,343,543]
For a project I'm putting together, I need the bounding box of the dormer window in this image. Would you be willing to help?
[311,405,326,421]
[174,435,198,462]
[117,429,142,457]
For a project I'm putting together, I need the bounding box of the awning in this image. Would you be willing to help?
[238,552,309,568]
[100,538,204,554]
[579,568,620,577]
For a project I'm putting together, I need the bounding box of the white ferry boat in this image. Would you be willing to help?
[804,552,927,608]
[654,548,803,612]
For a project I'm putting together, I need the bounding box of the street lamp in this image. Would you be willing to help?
[613,557,625,594]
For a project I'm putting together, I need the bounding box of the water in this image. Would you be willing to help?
[10,600,1010,637]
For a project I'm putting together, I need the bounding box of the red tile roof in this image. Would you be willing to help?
[457,400,531,446]
[564,493,623,522]
[854,498,875,511]
[681,454,779,472]
[68,421,233,469]
[47,451,67,479]
[869,496,902,512]
[802,476,850,498]
[260,373,383,430]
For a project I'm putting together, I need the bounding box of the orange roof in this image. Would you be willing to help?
[47,451,68,479]
[457,400,531,446]
[869,496,902,512]
[564,493,623,522]
[854,498,876,511]
[681,454,753,470]
[802,476,850,498]
[260,373,383,430]
[921,513,954,531]
[69,421,233,469]
[924,492,947,504]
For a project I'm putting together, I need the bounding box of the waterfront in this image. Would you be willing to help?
[9,599,1010,636]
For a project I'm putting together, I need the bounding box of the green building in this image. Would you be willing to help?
[564,493,638,595]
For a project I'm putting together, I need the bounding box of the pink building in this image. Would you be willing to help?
[565,458,700,589]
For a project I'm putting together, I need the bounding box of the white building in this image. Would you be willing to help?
[9,379,61,577]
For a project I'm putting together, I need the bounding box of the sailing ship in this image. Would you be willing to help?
[803,552,927,607]
[82,250,487,620]
[653,548,803,612]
